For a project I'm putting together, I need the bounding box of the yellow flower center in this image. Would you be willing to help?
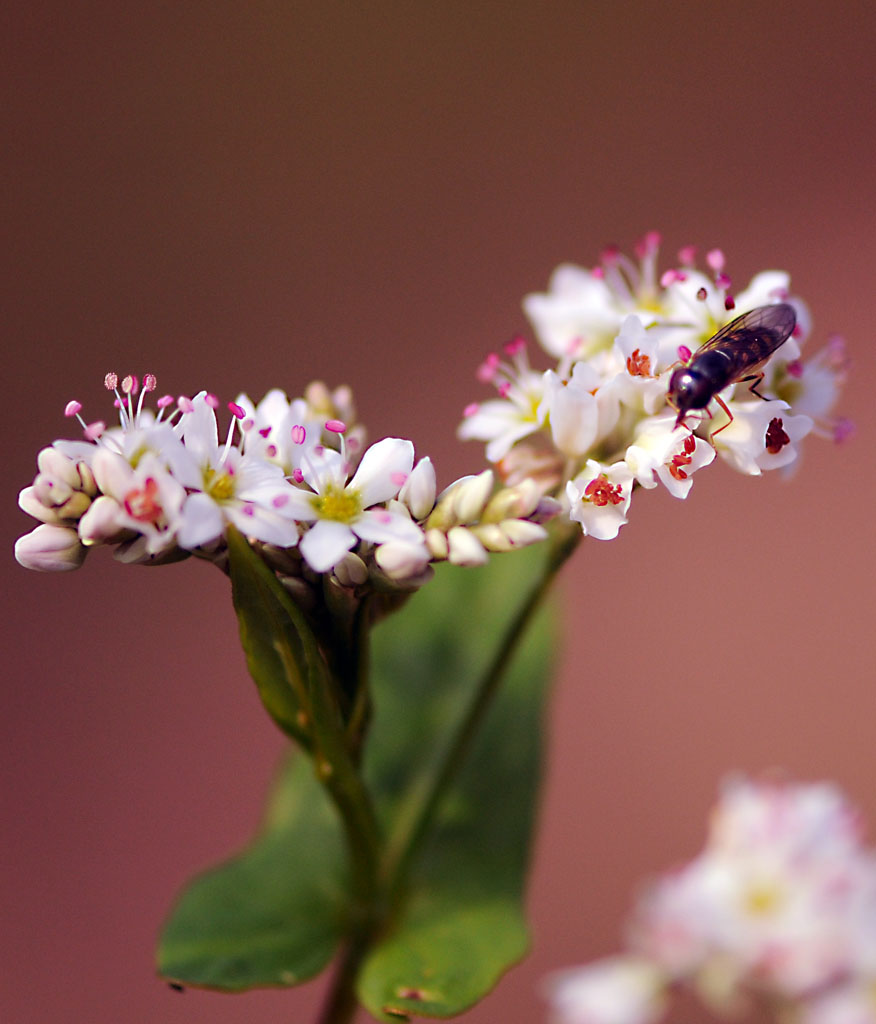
[312,482,361,523]
[743,880,784,917]
[205,465,236,502]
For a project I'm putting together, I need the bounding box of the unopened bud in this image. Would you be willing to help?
[483,478,541,522]
[15,524,87,572]
[446,526,488,567]
[374,540,431,581]
[333,552,368,587]
[425,528,449,560]
[451,470,494,524]
[398,457,437,520]
[37,447,83,488]
[77,496,127,546]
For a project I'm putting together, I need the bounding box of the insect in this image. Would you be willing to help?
[667,303,797,434]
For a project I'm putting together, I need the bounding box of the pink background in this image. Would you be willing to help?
[3,4,874,1022]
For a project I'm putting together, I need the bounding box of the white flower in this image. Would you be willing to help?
[566,461,634,540]
[625,417,715,498]
[283,437,422,573]
[547,956,667,1024]
[711,400,813,475]
[78,449,187,555]
[173,393,301,549]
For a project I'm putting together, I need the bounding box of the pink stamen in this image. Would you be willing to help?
[591,266,605,279]
[497,380,511,398]
[660,269,686,287]
[104,373,118,391]
[64,400,82,417]
[715,272,732,291]
[325,419,346,434]
[205,393,219,410]
[228,402,246,419]
[600,244,620,265]
[786,360,804,378]
[477,352,500,382]
[177,396,194,413]
[291,424,307,445]
[678,345,692,363]
[142,374,157,392]
[85,421,105,441]
[833,417,855,443]
[157,394,174,409]
[504,335,526,356]
[463,402,479,417]
[122,375,138,395]
[634,230,661,258]
[113,398,122,409]
[677,244,697,265]
[724,295,736,311]
[705,248,725,272]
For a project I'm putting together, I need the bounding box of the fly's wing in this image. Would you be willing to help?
[697,302,797,377]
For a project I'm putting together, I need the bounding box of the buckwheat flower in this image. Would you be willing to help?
[547,956,667,1024]
[711,401,813,475]
[566,461,634,540]
[524,232,666,360]
[457,339,547,462]
[172,393,301,549]
[78,449,187,557]
[625,417,715,498]
[282,436,422,573]
[14,524,87,571]
[233,389,323,475]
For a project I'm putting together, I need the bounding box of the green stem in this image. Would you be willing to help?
[381,521,581,902]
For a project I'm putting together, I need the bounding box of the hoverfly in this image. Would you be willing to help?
[667,302,796,435]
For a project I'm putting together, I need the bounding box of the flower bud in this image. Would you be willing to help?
[333,552,368,587]
[451,469,494,524]
[37,446,84,489]
[425,528,448,560]
[78,495,128,546]
[482,478,541,522]
[15,524,87,571]
[374,540,431,581]
[446,526,488,567]
[398,457,437,520]
[495,519,548,547]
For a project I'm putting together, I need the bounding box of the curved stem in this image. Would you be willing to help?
[380,521,581,902]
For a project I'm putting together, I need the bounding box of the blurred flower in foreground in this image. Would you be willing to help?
[460,233,849,539]
[548,776,876,1024]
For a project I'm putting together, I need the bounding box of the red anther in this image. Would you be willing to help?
[122,375,138,395]
[228,402,246,419]
[504,335,526,356]
[463,402,479,417]
[104,373,118,391]
[292,468,304,483]
[205,394,219,409]
[583,475,624,507]
[683,434,696,455]
[724,294,736,311]
[765,417,791,455]
[786,360,804,378]
[156,394,174,409]
[290,424,306,445]
[678,345,692,363]
[715,273,732,291]
[64,400,82,417]
[600,244,620,264]
[476,353,500,382]
[591,266,605,279]
[677,244,697,265]
[325,419,346,434]
[626,348,652,377]
[259,426,272,438]
[696,286,708,301]
[497,380,511,398]
[142,374,157,392]
[177,396,194,413]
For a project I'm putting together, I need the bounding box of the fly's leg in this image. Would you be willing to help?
[709,394,734,438]
[738,372,767,400]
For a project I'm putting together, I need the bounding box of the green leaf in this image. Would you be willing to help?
[225,525,314,745]
[157,753,348,989]
[358,544,555,1020]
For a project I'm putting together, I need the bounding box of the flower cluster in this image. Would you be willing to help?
[459,233,849,539]
[15,375,552,589]
[548,777,876,1024]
